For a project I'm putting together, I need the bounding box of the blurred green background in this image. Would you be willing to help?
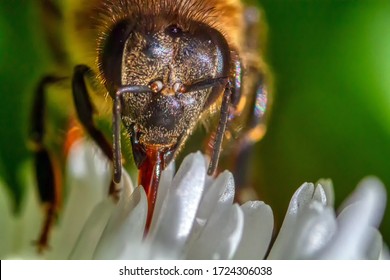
[0,0,389,247]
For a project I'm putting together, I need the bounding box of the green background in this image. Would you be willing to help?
[0,0,389,247]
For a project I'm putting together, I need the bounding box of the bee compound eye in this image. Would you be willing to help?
[149,80,164,93]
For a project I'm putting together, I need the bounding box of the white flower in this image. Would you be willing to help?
[267,179,389,259]
[0,139,388,259]
[70,141,274,260]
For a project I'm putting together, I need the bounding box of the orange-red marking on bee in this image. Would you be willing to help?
[138,146,167,233]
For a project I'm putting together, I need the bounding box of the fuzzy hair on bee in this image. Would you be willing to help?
[63,0,244,69]
[32,0,270,252]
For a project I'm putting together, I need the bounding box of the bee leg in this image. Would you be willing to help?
[207,83,232,175]
[72,65,119,200]
[227,7,269,201]
[29,75,65,253]
[234,79,268,202]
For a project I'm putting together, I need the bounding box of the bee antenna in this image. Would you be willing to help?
[112,85,153,183]
[207,82,232,175]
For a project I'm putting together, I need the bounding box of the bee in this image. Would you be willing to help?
[31,0,270,252]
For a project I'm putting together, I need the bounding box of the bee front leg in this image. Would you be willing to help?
[72,65,120,200]
[29,75,65,253]
[234,78,268,194]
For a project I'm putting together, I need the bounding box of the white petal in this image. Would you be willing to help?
[214,204,244,259]
[147,152,207,259]
[186,204,244,259]
[267,183,314,259]
[317,177,387,259]
[67,165,136,259]
[234,201,273,260]
[194,171,235,230]
[338,177,386,227]
[271,203,337,259]
[68,140,112,192]
[197,171,235,218]
[316,179,334,207]
[48,140,113,258]
[380,243,390,260]
[313,183,327,206]
[268,183,333,259]
[68,198,115,259]
[364,228,384,260]
[294,203,337,259]
[93,174,146,260]
[287,182,315,215]
[185,171,235,256]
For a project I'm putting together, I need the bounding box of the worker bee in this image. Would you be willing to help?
[31,0,270,252]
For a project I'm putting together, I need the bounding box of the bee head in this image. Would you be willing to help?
[100,16,231,165]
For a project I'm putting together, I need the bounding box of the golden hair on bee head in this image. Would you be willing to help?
[64,0,244,76]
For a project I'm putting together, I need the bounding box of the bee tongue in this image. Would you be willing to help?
[138,145,170,233]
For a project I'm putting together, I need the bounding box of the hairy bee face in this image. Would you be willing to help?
[122,24,219,146]
[102,19,228,148]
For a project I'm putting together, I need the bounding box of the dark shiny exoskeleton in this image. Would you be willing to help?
[102,19,231,174]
